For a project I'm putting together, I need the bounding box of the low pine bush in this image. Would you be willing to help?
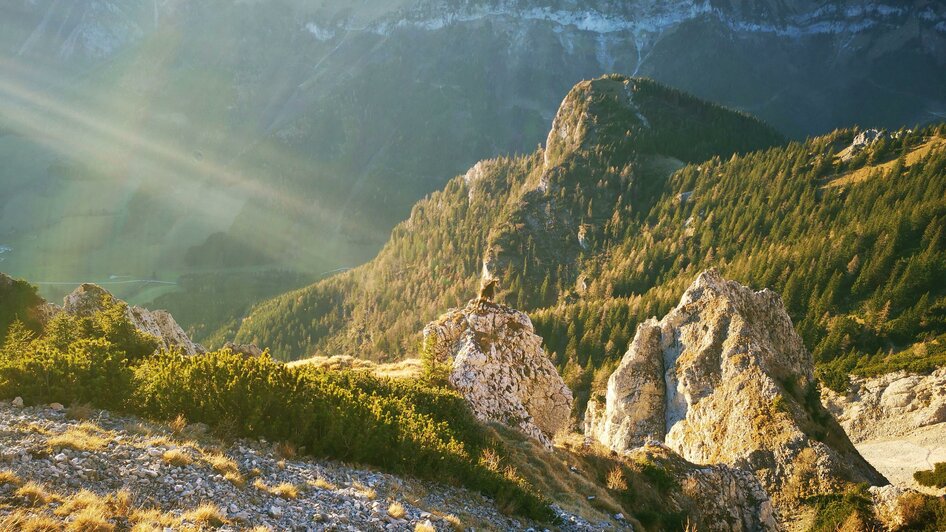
[0,301,553,521]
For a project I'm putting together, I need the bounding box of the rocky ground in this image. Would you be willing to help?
[0,400,598,531]
[856,423,946,496]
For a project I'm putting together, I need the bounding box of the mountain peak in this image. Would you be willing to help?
[544,75,783,169]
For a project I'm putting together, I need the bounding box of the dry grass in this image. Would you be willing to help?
[387,501,406,519]
[286,355,424,381]
[310,477,336,490]
[274,441,297,460]
[223,471,246,488]
[183,503,227,527]
[16,481,56,506]
[353,481,377,500]
[606,466,628,491]
[55,489,106,516]
[443,514,462,531]
[169,414,187,435]
[0,469,23,487]
[827,136,945,188]
[129,508,181,530]
[67,507,116,532]
[414,521,436,532]
[47,422,112,452]
[253,479,300,499]
[162,448,193,467]
[0,511,61,532]
[271,482,299,499]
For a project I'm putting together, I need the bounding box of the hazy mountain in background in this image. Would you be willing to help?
[1,0,943,339]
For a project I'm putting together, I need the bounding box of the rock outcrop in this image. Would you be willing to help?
[585,270,885,508]
[61,284,204,356]
[626,445,779,532]
[423,300,572,448]
[821,368,946,443]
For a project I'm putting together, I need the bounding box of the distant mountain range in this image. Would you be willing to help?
[1,0,943,331]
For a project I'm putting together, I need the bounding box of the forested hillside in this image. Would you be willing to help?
[233,76,783,360]
[236,75,946,408]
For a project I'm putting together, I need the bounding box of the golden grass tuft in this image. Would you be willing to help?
[387,501,406,519]
[0,469,23,487]
[253,479,300,499]
[444,514,463,531]
[414,521,436,532]
[353,481,377,500]
[48,423,112,452]
[129,508,181,530]
[0,511,61,532]
[606,466,628,491]
[55,488,106,516]
[67,507,116,532]
[224,471,246,488]
[66,403,94,421]
[168,414,187,435]
[310,477,336,490]
[271,482,299,499]
[16,481,56,506]
[161,448,192,467]
[183,503,227,527]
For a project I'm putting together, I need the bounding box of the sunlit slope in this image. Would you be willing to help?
[233,76,785,360]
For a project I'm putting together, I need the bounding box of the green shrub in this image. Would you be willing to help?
[132,350,551,519]
[914,462,946,488]
[0,337,133,410]
[0,293,553,520]
[804,486,874,532]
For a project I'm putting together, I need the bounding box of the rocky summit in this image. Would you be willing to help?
[585,270,886,512]
[424,299,573,448]
[60,283,204,356]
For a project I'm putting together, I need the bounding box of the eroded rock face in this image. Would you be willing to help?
[821,368,946,443]
[628,444,779,532]
[423,300,572,448]
[61,284,204,355]
[586,270,885,508]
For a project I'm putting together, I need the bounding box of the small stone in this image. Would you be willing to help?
[268,505,283,518]
[12,397,23,408]
[49,403,65,411]
[614,513,625,521]
[54,453,68,462]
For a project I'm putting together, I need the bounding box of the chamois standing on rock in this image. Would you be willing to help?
[476,278,497,309]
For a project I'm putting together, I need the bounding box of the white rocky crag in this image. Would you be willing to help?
[60,283,204,356]
[821,368,946,443]
[423,300,572,448]
[585,270,885,508]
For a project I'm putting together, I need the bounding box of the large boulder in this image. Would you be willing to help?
[423,300,572,448]
[62,284,204,355]
[585,270,886,509]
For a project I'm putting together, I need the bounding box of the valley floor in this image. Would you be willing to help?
[856,423,946,497]
[0,400,593,531]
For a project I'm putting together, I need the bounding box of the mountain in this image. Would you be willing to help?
[1,1,943,334]
[233,75,783,359]
[236,74,946,422]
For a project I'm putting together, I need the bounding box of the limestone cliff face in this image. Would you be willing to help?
[423,300,572,448]
[585,270,886,508]
[821,367,946,443]
[61,284,204,356]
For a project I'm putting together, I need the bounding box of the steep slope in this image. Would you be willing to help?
[235,75,782,360]
[1,1,943,330]
[584,271,886,514]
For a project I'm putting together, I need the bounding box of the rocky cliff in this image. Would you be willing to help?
[60,284,204,356]
[423,300,572,448]
[821,367,946,444]
[585,270,886,509]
